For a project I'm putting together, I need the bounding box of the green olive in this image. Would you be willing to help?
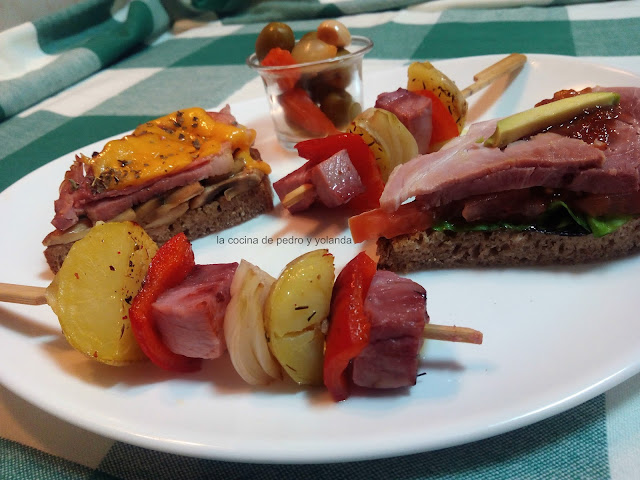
[302,74,330,103]
[256,22,295,61]
[319,65,354,90]
[320,90,354,129]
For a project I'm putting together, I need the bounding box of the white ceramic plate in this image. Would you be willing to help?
[1,54,640,464]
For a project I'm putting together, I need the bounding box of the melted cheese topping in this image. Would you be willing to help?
[81,107,268,191]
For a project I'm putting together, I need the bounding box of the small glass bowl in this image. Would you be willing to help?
[247,35,373,151]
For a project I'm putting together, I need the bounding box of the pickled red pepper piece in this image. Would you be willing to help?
[261,47,299,90]
[280,88,339,137]
[129,232,201,372]
[323,252,377,401]
[296,133,385,212]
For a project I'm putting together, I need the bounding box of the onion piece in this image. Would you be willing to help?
[347,107,418,182]
[224,260,282,385]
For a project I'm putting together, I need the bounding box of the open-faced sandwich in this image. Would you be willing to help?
[42,106,273,273]
[349,86,640,271]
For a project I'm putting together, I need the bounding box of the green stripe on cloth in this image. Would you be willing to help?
[409,6,575,59]
[0,0,168,123]
[171,32,256,66]
[87,65,257,116]
[0,114,150,193]
[34,0,117,53]
[413,20,577,59]
[0,111,71,164]
[572,17,640,56]
[0,50,102,121]
[35,0,168,61]
[82,1,156,65]
[111,37,214,68]
[95,395,609,479]
[0,438,117,480]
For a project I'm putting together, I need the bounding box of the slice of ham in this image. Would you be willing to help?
[568,87,640,193]
[381,122,606,212]
[273,148,364,212]
[310,149,365,208]
[51,108,238,232]
[375,88,433,154]
[380,87,640,214]
[152,263,238,359]
[82,152,232,224]
[461,189,549,223]
[351,270,428,389]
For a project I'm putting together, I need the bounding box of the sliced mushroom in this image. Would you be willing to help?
[43,219,93,246]
[144,202,190,229]
[190,171,263,209]
[134,197,163,224]
[164,182,204,207]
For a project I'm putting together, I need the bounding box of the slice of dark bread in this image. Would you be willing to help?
[377,217,640,272]
[44,176,273,273]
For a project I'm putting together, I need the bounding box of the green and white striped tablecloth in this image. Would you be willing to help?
[1,1,639,478]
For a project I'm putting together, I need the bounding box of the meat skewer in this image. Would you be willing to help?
[0,224,482,400]
[280,53,527,211]
[0,282,481,343]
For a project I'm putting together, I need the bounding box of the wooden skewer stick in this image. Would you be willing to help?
[423,324,483,345]
[461,53,527,99]
[0,282,482,344]
[281,183,315,209]
[0,283,47,306]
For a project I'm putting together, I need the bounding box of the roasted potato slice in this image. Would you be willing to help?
[46,221,158,365]
[264,249,335,385]
[407,61,468,132]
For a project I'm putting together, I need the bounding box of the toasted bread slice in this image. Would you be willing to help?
[377,217,640,272]
[44,175,273,273]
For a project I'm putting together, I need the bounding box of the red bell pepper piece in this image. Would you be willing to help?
[414,89,460,147]
[261,47,300,90]
[279,88,339,137]
[295,133,385,212]
[323,252,377,401]
[129,233,202,373]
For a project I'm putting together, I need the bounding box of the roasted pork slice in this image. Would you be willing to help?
[351,270,428,389]
[381,87,640,214]
[567,118,640,193]
[594,86,640,126]
[152,263,238,359]
[380,120,606,212]
[461,189,549,223]
[375,88,433,154]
